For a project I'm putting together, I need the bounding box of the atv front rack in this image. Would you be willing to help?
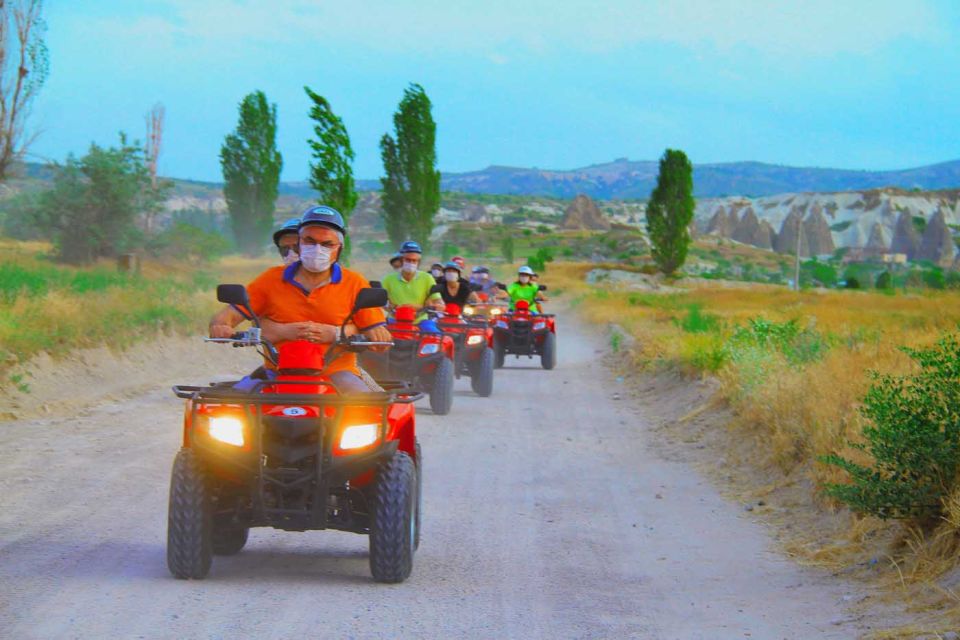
[172,378,423,532]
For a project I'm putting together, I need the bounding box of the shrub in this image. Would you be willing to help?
[923,268,945,290]
[682,334,728,372]
[875,271,893,290]
[676,303,720,334]
[822,333,960,521]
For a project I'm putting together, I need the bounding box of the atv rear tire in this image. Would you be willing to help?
[541,332,557,370]
[167,448,213,579]
[369,452,417,583]
[414,439,422,551]
[212,524,249,556]
[493,336,505,369]
[470,347,495,397]
[429,357,454,415]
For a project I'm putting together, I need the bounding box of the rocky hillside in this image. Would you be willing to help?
[697,189,960,265]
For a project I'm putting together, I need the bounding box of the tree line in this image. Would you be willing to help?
[1,78,441,264]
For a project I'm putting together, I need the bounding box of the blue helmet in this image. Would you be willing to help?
[299,205,346,235]
[399,240,422,254]
[443,260,461,273]
[272,217,301,247]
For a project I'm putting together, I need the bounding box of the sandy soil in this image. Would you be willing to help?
[0,314,899,639]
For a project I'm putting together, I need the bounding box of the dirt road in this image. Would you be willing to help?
[0,315,875,639]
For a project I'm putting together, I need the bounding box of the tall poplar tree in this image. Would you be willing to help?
[379,83,440,249]
[646,149,695,275]
[305,86,357,258]
[220,90,282,256]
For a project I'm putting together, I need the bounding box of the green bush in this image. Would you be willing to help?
[676,303,721,334]
[148,223,230,264]
[923,268,945,290]
[875,271,893,290]
[728,317,829,365]
[822,333,960,521]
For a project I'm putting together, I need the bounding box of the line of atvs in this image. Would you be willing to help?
[165,281,558,584]
[360,280,557,415]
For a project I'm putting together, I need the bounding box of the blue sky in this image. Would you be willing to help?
[28,0,960,182]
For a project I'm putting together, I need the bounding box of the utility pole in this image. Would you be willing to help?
[144,102,165,233]
[794,211,802,291]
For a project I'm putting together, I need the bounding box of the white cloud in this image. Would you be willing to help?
[131,0,945,59]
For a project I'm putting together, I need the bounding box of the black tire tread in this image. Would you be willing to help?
[541,332,557,370]
[369,452,416,583]
[429,357,454,415]
[470,347,495,397]
[166,448,212,579]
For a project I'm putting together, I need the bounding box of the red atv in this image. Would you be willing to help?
[492,298,557,370]
[436,303,495,397]
[167,285,423,583]
[360,305,456,415]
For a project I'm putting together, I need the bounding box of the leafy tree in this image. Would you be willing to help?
[5,133,164,263]
[379,83,440,249]
[527,247,554,273]
[499,234,515,263]
[646,149,694,275]
[220,90,282,256]
[305,86,357,258]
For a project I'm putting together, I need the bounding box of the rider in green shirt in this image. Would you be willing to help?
[506,266,541,312]
[381,240,442,327]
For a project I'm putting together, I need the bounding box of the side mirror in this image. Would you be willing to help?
[496,282,507,291]
[217,284,258,324]
[354,287,388,311]
[217,284,249,307]
[538,284,547,291]
[368,280,383,289]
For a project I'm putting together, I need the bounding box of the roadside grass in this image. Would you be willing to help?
[0,240,271,374]
[546,261,960,633]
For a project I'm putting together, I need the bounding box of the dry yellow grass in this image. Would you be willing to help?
[546,261,960,630]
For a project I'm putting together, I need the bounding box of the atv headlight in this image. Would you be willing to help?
[495,320,509,329]
[463,305,475,315]
[340,423,380,450]
[467,334,485,346]
[533,321,547,331]
[490,307,502,316]
[208,416,245,447]
[420,342,440,355]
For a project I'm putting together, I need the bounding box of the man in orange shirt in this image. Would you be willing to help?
[210,206,390,393]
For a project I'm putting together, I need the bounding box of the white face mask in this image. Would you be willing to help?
[431,268,443,278]
[519,275,530,284]
[401,261,418,274]
[444,272,458,282]
[300,245,333,273]
[281,250,299,266]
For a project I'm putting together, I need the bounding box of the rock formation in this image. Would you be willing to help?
[890,210,920,259]
[803,207,836,256]
[706,206,734,237]
[918,209,956,265]
[561,194,610,230]
[731,208,775,249]
[775,207,810,256]
[865,222,891,254]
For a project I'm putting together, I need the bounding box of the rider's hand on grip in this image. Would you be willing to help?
[209,323,235,339]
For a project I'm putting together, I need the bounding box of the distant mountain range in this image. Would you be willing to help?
[13,158,960,201]
[357,158,960,199]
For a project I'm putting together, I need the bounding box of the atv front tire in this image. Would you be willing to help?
[429,357,454,415]
[470,347,495,397]
[541,332,557,370]
[212,524,249,556]
[167,448,213,579]
[493,336,505,369]
[369,452,417,583]
[414,439,422,551]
